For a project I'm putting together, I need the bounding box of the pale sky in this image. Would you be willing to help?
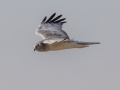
[0,0,120,90]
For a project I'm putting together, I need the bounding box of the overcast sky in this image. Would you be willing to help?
[0,0,120,90]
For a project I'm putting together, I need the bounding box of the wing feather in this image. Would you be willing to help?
[61,22,67,24]
[45,13,56,23]
[54,18,66,23]
[43,37,64,44]
[36,13,69,42]
[50,15,62,22]
[41,16,47,24]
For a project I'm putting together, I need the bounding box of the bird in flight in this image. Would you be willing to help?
[34,13,100,52]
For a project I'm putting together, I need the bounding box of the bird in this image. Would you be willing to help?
[34,13,100,52]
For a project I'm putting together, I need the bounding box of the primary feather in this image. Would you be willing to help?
[36,13,69,42]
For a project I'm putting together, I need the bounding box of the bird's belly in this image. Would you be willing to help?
[48,42,71,51]
[48,42,86,51]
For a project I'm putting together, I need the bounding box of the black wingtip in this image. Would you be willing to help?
[54,18,66,23]
[41,16,47,24]
[41,13,67,24]
[45,13,56,23]
[50,14,62,23]
[61,22,67,24]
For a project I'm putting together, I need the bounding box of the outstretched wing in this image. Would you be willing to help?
[36,13,69,41]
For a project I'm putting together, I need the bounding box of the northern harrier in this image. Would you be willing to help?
[34,13,100,52]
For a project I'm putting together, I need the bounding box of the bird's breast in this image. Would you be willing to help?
[47,41,75,51]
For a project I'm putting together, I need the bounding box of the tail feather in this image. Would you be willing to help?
[78,41,100,45]
[72,41,100,45]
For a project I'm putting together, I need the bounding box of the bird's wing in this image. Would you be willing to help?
[36,13,69,40]
[43,37,68,44]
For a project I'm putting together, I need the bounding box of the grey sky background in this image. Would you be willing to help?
[0,0,120,90]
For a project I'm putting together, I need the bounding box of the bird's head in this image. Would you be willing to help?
[34,42,42,51]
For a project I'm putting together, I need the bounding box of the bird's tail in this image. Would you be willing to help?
[71,40,100,46]
[77,41,100,45]
[69,40,100,48]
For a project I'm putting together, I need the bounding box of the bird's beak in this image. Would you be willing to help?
[34,48,36,51]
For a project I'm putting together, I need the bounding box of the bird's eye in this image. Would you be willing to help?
[36,44,39,48]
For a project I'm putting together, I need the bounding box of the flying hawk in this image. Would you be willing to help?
[34,13,100,52]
